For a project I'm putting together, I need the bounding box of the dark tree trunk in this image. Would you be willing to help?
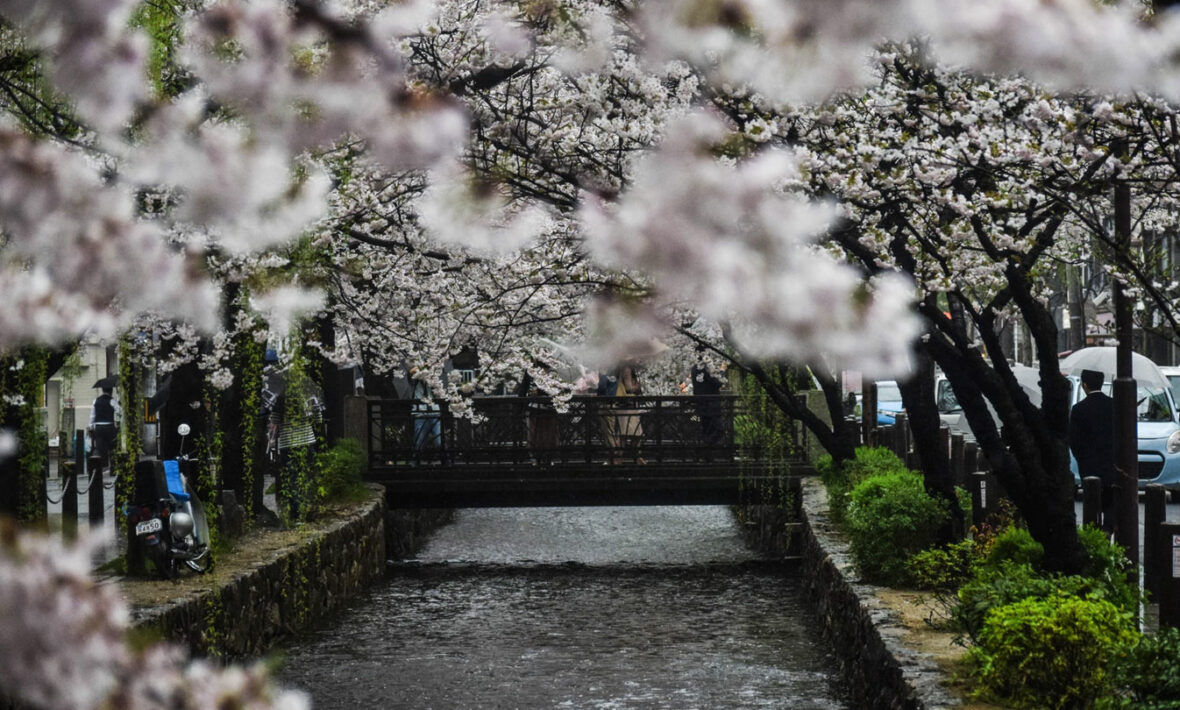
[741,359,856,466]
[923,293,1086,574]
[159,360,206,459]
[1068,265,1086,352]
[811,366,859,465]
[899,343,963,543]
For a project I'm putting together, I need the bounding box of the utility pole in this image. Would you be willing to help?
[1113,158,1139,573]
[1068,265,1085,352]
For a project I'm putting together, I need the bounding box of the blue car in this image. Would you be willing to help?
[874,380,905,426]
[1069,375,1180,490]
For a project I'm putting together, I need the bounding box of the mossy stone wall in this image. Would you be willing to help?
[737,477,958,710]
[131,486,389,657]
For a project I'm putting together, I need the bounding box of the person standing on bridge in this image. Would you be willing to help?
[1069,368,1117,535]
[608,365,645,465]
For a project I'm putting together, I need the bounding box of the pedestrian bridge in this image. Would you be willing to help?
[363,395,813,507]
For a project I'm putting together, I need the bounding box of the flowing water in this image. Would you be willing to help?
[276,507,851,709]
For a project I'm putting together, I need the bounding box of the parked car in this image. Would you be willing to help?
[874,380,905,425]
[1161,365,1180,413]
[935,365,1035,442]
[934,361,1180,489]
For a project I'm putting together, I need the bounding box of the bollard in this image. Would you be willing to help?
[894,412,910,459]
[861,382,877,445]
[1157,522,1180,630]
[1145,485,1168,598]
[971,471,990,528]
[950,432,965,487]
[61,460,77,540]
[963,442,978,478]
[73,429,84,481]
[88,453,104,526]
[1081,476,1103,529]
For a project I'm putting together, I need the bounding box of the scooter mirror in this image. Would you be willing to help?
[177,423,191,437]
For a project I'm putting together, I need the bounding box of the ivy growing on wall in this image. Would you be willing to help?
[277,329,322,525]
[232,294,265,521]
[114,336,143,531]
[0,348,50,522]
[732,368,800,543]
[197,378,221,563]
[16,349,48,521]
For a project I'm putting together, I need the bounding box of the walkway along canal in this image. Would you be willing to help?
[275,506,852,709]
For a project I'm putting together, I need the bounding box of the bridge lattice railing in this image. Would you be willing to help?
[366,395,807,470]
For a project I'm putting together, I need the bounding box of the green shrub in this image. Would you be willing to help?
[314,439,366,503]
[907,538,977,592]
[1101,627,1180,709]
[845,470,948,585]
[906,538,978,626]
[969,593,1136,709]
[1077,525,1143,615]
[819,446,910,526]
[952,561,1110,644]
[979,526,1044,572]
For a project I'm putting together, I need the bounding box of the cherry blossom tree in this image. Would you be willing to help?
[7,0,1180,703]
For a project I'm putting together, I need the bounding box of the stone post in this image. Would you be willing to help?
[1145,485,1167,597]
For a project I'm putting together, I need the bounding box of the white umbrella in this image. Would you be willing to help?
[622,337,669,363]
[1058,346,1169,390]
[1009,363,1044,407]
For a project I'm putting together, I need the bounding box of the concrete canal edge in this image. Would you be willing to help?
[795,476,963,710]
[123,484,453,658]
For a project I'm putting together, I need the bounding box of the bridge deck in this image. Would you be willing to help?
[363,395,810,507]
[370,461,813,507]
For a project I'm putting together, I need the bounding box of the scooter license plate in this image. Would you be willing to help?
[136,518,163,535]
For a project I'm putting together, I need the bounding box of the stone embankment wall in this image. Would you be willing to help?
[130,485,452,658]
[738,477,958,710]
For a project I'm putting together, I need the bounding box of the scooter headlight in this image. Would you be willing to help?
[169,511,194,540]
[1168,430,1180,455]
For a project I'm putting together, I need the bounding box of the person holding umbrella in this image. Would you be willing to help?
[88,377,121,475]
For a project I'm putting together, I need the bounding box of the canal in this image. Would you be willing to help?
[276,506,851,709]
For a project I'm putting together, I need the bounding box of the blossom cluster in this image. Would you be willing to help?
[0,527,307,710]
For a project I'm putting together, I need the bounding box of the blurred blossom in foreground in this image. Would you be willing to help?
[906,0,1180,99]
[251,286,327,340]
[0,526,307,710]
[0,430,16,461]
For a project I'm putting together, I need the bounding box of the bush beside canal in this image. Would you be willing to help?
[816,445,1180,710]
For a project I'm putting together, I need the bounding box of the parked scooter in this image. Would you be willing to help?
[129,424,210,578]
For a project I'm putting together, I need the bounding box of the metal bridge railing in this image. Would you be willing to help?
[366,394,807,471]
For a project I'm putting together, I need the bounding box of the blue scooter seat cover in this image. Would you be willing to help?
[162,460,191,502]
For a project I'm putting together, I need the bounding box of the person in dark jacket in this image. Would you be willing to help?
[1069,369,1116,533]
[88,387,119,475]
[691,362,725,449]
